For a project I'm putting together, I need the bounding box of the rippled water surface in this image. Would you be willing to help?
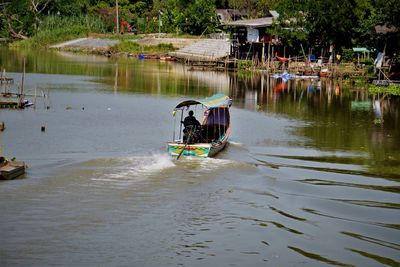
[0,48,399,266]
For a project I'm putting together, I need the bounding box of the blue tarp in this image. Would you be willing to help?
[273,71,319,82]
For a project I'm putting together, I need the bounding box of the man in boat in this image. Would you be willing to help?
[182,110,201,143]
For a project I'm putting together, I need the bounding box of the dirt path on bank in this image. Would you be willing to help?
[134,37,198,49]
[50,35,199,50]
[50,38,119,50]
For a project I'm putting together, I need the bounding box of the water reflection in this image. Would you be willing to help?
[228,73,400,178]
[1,48,399,178]
[0,48,230,97]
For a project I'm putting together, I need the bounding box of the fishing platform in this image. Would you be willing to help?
[0,76,14,85]
[1,70,34,109]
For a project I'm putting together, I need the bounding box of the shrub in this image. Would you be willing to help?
[13,15,106,48]
[341,49,354,62]
[111,41,174,54]
[237,60,253,70]
[368,84,400,96]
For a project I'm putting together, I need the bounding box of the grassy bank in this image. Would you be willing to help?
[12,15,106,49]
[110,41,175,55]
[9,14,177,56]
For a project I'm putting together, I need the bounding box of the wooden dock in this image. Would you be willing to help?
[0,96,23,109]
[1,72,26,109]
[0,76,14,84]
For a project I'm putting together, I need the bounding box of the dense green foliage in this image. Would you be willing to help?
[368,84,400,96]
[0,0,399,57]
[273,0,400,55]
[13,15,106,48]
[0,0,218,39]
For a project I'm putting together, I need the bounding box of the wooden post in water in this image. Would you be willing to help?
[42,90,46,110]
[34,87,37,110]
[262,43,265,66]
[21,58,25,96]
[114,63,118,94]
[0,129,2,157]
[267,42,271,71]
[20,58,26,108]
[17,81,22,108]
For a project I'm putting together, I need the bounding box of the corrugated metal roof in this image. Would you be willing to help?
[226,17,274,27]
[269,10,279,19]
[375,25,398,34]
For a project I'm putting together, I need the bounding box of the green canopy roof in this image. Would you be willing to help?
[174,94,232,109]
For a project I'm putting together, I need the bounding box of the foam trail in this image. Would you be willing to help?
[229,141,244,146]
[137,152,176,173]
[87,153,176,187]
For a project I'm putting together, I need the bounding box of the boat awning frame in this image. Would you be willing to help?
[174,94,232,110]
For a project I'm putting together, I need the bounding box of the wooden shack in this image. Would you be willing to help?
[225,11,280,63]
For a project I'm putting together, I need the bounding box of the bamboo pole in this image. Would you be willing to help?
[21,58,25,98]
[17,81,21,107]
[34,87,37,110]
[271,46,274,72]
[267,42,271,70]
[19,58,26,108]
[0,130,2,157]
[262,43,265,66]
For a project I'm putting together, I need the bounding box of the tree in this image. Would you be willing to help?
[228,0,277,18]
[375,0,400,28]
[49,0,90,16]
[273,0,381,51]
[1,0,33,39]
[151,0,216,35]
[305,0,358,48]
[183,0,217,35]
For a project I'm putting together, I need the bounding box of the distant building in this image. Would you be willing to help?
[224,11,280,62]
[374,24,399,72]
[216,9,245,25]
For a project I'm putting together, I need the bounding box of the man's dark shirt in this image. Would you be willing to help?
[183,115,200,128]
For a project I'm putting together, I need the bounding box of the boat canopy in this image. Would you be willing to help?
[174,94,232,110]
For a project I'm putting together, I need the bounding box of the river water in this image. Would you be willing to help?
[0,48,399,266]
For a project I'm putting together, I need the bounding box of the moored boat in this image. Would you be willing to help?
[167,94,232,158]
[0,158,26,180]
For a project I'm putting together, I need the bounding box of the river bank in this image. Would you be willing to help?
[7,33,400,96]
[45,33,198,57]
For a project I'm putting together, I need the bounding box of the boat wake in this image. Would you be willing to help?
[84,153,176,187]
[73,151,253,189]
[125,152,176,174]
[228,140,245,146]
[174,156,254,174]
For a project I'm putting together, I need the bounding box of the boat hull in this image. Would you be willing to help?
[167,141,227,158]
[0,161,26,180]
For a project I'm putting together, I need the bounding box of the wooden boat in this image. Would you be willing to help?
[160,56,176,61]
[275,52,289,63]
[0,159,26,180]
[167,94,232,158]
